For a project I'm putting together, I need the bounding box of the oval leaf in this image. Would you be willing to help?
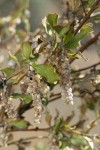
[9,120,29,130]
[11,93,32,104]
[33,64,59,84]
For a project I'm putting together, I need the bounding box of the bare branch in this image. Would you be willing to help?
[72,62,100,73]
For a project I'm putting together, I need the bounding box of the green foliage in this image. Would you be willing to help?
[43,13,93,50]
[9,120,29,130]
[32,64,60,84]
[21,42,32,60]
[42,13,58,35]
[47,13,58,27]
[63,23,93,49]
[0,68,14,77]
[15,50,24,65]
[53,25,68,37]
[11,93,32,104]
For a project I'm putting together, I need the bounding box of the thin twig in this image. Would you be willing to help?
[72,62,100,73]
[80,0,87,16]
[8,127,51,133]
[49,95,61,103]
[8,136,48,145]
[75,0,100,34]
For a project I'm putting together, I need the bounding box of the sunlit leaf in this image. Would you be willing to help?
[42,17,52,35]
[42,13,58,36]
[84,136,94,150]
[67,52,81,59]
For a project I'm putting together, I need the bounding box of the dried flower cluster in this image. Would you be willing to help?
[46,43,73,104]
[21,68,50,123]
[0,78,17,119]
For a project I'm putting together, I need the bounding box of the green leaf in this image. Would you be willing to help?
[64,23,93,49]
[87,102,95,110]
[76,23,93,40]
[53,118,63,134]
[32,64,59,84]
[53,25,68,37]
[47,13,58,27]
[21,42,32,59]
[64,36,79,49]
[63,27,75,49]
[11,93,32,104]
[15,49,23,65]
[9,120,29,130]
[0,68,14,77]
[42,17,52,35]
[71,134,87,146]
[42,13,58,36]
